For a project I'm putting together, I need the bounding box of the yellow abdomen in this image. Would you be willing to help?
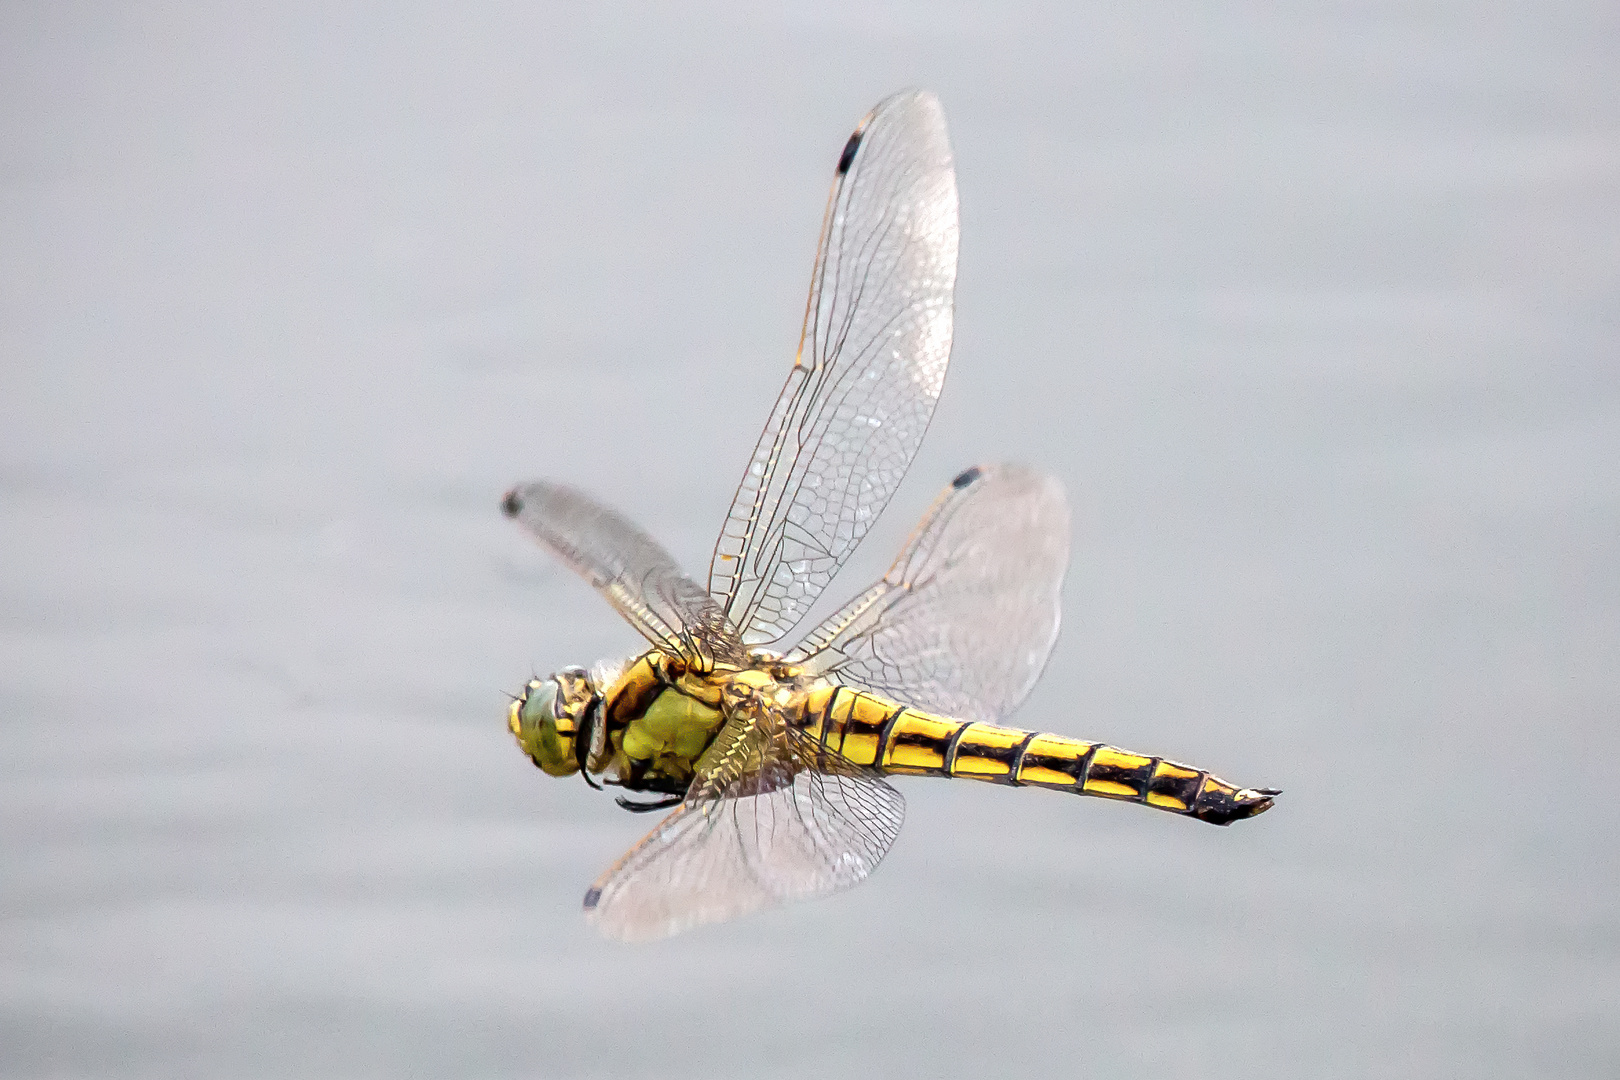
[798,685,1276,826]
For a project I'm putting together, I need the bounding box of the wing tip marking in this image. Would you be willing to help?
[837,130,862,174]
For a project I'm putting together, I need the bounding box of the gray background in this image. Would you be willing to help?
[4,2,1616,1077]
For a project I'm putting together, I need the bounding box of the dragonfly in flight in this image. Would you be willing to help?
[503,90,1277,941]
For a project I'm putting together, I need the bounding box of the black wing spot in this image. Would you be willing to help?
[951,466,982,490]
[501,489,523,517]
[583,886,602,910]
[837,130,862,174]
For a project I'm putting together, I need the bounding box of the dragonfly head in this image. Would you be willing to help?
[509,666,598,777]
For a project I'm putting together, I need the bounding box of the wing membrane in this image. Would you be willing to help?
[710,89,960,645]
[788,464,1069,723]
[503,482,744,666]
[584,703,904,942]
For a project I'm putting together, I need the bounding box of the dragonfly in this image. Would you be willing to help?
[503,90,1277,942]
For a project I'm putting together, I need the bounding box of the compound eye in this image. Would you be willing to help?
[519,679,560,731]
[510,678,580,778]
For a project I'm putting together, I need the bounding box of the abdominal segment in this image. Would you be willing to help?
[798,685,1275,825]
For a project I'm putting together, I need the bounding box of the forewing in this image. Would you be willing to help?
[503,481,744,666]
[710,90,960,645]
[789,464,1070,723]
[583,705,905,942]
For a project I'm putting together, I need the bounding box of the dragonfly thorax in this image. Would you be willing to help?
[509,649,829,802]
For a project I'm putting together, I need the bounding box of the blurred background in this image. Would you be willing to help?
[4,2,1616,1077]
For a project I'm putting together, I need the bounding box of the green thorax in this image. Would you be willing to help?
[598,653,727,791]
[595,651,835,793]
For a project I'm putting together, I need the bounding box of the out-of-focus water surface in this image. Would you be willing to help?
[4,3,1617,1077]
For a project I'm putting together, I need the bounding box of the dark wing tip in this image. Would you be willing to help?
[837,129,862,174]
[951,465,982,490]
[582,886,602,911]
[501,488,523,518]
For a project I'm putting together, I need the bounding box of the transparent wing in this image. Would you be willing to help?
[788,464,1069,724]
[503,481,744,667]
[583,703,905,942]
[710,89,960,646]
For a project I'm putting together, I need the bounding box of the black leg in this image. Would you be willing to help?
[614,793,684,814]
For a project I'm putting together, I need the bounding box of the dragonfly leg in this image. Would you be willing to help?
[605,772,689,813]
[614,793,684,814]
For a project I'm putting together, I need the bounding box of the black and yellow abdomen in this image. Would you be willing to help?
[799,685,1276,825]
